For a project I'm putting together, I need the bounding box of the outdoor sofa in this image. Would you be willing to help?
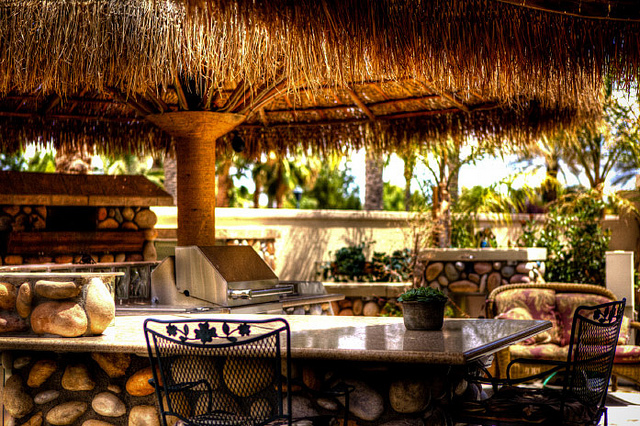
[487,282,640,391]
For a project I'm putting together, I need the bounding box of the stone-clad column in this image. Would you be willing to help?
[147,112,245,246]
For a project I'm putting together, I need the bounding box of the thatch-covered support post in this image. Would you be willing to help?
[147,112,245,246]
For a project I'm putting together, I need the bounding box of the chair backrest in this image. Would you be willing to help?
[144,317,292,426]
[562,298,625,421]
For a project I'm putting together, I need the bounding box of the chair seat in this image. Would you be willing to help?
[458,386,599,425]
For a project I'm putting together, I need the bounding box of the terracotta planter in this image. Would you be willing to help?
[401,300,446,330]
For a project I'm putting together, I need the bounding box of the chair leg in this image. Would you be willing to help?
[611,374,618,392]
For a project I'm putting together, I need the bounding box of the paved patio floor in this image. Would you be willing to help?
[606,388,640,425]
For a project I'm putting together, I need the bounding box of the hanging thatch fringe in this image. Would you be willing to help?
[1,0,636,108]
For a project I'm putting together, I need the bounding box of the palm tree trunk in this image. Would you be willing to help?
[365,150,384,210]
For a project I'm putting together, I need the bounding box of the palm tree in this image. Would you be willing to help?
[364,149,384,210]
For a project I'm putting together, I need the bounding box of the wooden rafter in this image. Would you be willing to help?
[344,86,376,121]
[265,94,441,115]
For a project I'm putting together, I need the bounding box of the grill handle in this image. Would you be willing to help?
[228,286,294,300]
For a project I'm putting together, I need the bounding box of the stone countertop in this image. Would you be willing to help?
[418,248,547,262]
[0,315,549,365]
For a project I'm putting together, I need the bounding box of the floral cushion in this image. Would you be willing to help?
[614,345,640,364]
[494,289,561,344]
[510,343,568,361]
[555,293,628,346]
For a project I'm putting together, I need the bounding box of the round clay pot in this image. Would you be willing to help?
[401,301,446,330]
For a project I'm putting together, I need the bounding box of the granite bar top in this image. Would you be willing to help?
[0,315,550,365]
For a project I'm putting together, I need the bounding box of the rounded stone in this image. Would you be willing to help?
[487,272,502,293]
[473,262,492,275]
[425,263,444,281]
[479,274,488,293]
[389,379,429,413]
[97,207,108,221]
[362,301,380,316]
[13,356,31,369]
[317,397,339,411]
[107,384,122,394]
[454,261,465,271]
[83,420,116,426]
[34,390,60,405]
[92,392,126,417]
[99,254,115,263]
[224,357,274,397]
[125,366,156,397]
[121,221,139,231]
[91,352,131,378]
[115,253,126,263]
[468,273,480,284]
[144,229,158,241]
[510,274,531,284]
[444,263,459,281]
[22,411,43,426]
[143,241,157,261]
[45,401,88,425]
[62,364,95,391]
[113,209,124,223]
[437,275,449,287]
[4,375,34,418]
[339,379,384,421]
[516,262,534,274]
[27,359,57,388]
[128,405,160,426]
[16,283,33,318]
[122,207,135,221]
[134,209,157,229]
[0,282,17,309]
[0,312,28,333]
[493,262,502,270]
[287,395,319,418]
[97,218,119,230]
[34,280,81,299]
[448,280,479,293]
[501,266,515,278]
[85,278,115,335]
[30,302,87,337]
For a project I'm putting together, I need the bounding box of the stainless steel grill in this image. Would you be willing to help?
[174,245,293,307]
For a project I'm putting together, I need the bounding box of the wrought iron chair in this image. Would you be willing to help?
[144,317,292,426]
[456,299,626,426]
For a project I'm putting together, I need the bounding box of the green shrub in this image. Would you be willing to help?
[518,191,611,285]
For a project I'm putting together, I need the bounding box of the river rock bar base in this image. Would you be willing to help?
[0,314,551,425]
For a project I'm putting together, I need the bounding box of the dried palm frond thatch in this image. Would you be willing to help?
[0,0,630,156]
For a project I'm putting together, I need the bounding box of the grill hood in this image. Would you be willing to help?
[174,245,292,307]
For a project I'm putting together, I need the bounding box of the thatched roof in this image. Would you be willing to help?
[0,0,637,157]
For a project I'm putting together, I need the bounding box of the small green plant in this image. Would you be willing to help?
[397,286,448,303]
[322,243,413,282]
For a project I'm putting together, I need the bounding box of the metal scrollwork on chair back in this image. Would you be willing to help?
[165,321,251,344]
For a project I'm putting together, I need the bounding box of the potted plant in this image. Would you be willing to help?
[397,286,448,330]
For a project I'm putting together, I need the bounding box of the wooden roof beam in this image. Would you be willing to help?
[345,87,376,121]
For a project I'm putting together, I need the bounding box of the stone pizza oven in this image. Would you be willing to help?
[0,171,173,266]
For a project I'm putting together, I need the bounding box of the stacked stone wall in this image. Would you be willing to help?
[0,276,115,337]
[2,352,477,426]
[414,260,545,295]
[0,205,159,266]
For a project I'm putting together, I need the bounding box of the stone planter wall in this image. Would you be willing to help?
[2,351,478,426]
[331,297,400,317]
[0,274,116,337]
[414,260,545,295]
[0,205,159,266]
